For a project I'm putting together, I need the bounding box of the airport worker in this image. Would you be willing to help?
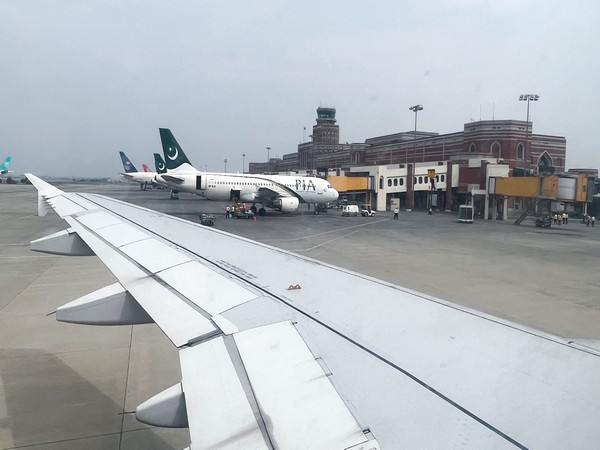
[393,207,399,220]
[226,205,230,218]
[593,216,596,227]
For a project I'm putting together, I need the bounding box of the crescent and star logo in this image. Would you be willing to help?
[158,162,165,170]
[167,147,179,161]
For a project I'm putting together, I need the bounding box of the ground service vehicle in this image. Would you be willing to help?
[342,205,360,216]
[535,216,552,228]
[458,205,474,223]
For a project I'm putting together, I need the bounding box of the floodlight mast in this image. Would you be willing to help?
[518,94,539,171]
[407,104,423,211]
[408,104,423,165]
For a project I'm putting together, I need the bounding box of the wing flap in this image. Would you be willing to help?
[234,322,375,450]
[180,322,378,450]
[180,338,268,450]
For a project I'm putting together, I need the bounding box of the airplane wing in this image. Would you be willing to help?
[243,175,302,201]
[256,185,298,200]
[26,173,600,450]
[160,174,186,184]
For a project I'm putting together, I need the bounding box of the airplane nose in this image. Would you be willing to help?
[331,189,339,200]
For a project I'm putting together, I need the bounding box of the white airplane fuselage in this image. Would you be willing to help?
[156,167,338,212]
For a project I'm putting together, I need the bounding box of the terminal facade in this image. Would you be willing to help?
[249,107,596,219]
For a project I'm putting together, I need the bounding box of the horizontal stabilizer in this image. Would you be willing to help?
[57,283,153,325]
[136,383,188,428]
[30,228,95,256]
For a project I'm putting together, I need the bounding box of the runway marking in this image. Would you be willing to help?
[0,255,58,259]
[0,256,60,312]
[268,218,390,242]
[118,326,135,450]
[296,230,362,252]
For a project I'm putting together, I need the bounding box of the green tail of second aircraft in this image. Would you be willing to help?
[154,153,167,174]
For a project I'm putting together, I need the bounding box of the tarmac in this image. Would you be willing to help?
[1,181,599,449]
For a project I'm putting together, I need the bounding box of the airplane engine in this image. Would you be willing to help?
[275,197,299,213]
[239,192,257,202]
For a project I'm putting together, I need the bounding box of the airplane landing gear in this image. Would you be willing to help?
[250,205,257,215]
[258,207,267,216]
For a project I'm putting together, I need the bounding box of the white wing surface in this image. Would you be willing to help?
[26,174,600,450]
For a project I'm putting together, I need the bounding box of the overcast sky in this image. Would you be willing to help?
[1,0,599,177]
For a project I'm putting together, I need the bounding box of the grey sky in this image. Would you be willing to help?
[1,0,599,177]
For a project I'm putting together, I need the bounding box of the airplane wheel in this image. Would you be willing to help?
[259,208,266,216]
[250,206,257,214]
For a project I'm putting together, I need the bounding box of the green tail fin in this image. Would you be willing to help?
[153,153,167,174]
[159,129,192,170]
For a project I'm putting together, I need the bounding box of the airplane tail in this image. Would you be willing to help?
[142,163,150,172]
[119,151,139,173]
[159,128,193,170]
[154,153,167,174]
[0,156,11,173]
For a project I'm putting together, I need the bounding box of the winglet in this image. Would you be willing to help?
[25,173,64,216]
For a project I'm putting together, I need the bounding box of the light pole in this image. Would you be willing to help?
[409,105,423,165]
[407,104,423,211]
[224,158,227,173]
[242,153,245,173]
[519,94,539,172]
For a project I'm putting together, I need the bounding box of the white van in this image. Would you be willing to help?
[342,205,360,216]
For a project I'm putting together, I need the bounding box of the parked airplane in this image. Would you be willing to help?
[119,151,168,190]
[156,128,339,214]
[25,173,600,449]
[0,156,12,175]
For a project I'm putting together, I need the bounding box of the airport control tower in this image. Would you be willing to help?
[312,107,339,145]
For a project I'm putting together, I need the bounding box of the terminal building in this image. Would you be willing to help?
[249,107,596,219]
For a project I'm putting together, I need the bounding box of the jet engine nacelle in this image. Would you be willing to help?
[275,197,299,213]
[239,192,257,202]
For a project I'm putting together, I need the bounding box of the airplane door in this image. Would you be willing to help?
[196,176,206,190]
